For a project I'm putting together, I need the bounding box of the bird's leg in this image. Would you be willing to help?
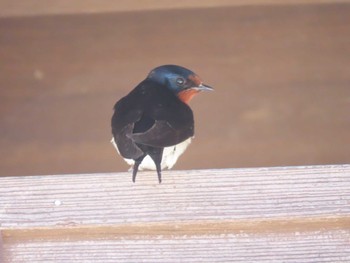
[149,148,164,184]
[156,162,162,184]
[132,155,146,183]
[132,162,140,183]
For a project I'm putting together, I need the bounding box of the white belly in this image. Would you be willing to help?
[111,137,192,170]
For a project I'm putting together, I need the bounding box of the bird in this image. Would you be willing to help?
[111,65,213,183]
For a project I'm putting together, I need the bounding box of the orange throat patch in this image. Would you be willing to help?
[178,89,200,104]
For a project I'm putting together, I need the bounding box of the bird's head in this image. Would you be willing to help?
[147,65,213,104]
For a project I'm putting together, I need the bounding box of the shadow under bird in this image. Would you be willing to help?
[111,65,213,183]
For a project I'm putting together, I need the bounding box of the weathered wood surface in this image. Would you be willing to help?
[1,165,350,262]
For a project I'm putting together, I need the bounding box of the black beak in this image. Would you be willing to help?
[194,83,214,91]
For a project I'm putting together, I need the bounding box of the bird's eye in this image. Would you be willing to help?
[176,78,185,86]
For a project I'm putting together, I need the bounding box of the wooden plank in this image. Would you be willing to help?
[3,230,350,262]
[0,232,4,263]
[0,0,349,18]
[1,165,350,229]
[1,165,350,261]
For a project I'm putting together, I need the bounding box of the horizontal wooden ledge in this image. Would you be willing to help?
[1,164,349,229]
[2,216,350,242]
[1,165,349,262]
[0,0,349,18]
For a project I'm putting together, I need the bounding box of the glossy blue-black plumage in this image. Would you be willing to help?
[147,65,197,94]
[111,65,211,183]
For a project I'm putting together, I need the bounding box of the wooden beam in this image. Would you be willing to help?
[1,165,350,261]
[0,0,349,18]
[0,232,4,262]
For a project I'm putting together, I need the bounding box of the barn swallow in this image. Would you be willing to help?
[111,65,213,183]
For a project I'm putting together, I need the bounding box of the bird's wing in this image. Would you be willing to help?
[111,97,145,159]
[128,86,195,148]
[114,123,144,159]
[112,82,194,155]
[128,119,194,148]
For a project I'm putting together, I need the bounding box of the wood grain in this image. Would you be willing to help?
[1,165,350,229]
[3,230,350,263]
[1,165,350,262]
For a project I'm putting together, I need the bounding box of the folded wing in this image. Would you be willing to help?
[111,82,194,159]
[128,120,193,148]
